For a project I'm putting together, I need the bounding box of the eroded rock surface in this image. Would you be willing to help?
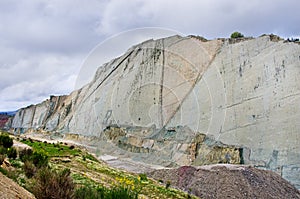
[8,35,300,188]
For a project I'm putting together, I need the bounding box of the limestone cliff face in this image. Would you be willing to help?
[9,35,300,188]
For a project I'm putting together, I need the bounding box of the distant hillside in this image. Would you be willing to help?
[0,111,17,116]
[0,112,15,129]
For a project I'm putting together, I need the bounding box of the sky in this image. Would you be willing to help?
[0,0,299,111]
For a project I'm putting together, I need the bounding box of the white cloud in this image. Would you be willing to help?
[0,53,80,111]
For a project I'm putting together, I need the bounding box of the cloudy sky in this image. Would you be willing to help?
[0,0,299,111]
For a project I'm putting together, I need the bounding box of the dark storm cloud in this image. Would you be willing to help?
[0,0,299,111]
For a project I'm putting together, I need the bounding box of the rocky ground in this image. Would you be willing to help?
[148,164,300,199]
[4,132,300,199]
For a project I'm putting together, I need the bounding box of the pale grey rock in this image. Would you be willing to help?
[8,35,300,188]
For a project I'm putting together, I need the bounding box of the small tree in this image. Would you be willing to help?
[231,31,244,38]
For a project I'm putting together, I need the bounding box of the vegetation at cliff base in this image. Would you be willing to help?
[0,132,197,199]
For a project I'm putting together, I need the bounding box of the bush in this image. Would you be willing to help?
[7,147,17,159]
[10,159,22,168]
[0,134,13,148]
[31,151,48,168]
[20,149,48,168]
[19,148,33,162]
[0,146,7,155]
[24,160,37,178]
[0,167,8,175]
[75,185,138,199]
[108,186,138,199]
[230,31,244,39]
[166,181,171,189]
[75,186,106,199]
[32,168,75,199]
[7,169,18,181]
[138,173,148,181]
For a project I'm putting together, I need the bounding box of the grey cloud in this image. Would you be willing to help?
[0,64,78,111]
[0,0,299,111]
[0,0,105,54]
[96,0,300,38]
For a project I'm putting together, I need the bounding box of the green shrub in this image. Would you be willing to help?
[75,186,106,199]
[138,173,148,181]
[108,186,138,199]
[83,154,98,162]
[24,160,37,178]
[19,148,33,162]
[6,169,18,181]
[230,31,244,38]
[32,168,75,199]
[10,159,22,168]
[82,155,86,161]
[166,181,171,189]
[7,147,17,159]
[0,134,13,148]
[31,151,48,168]
[75,185,138,199]
[0,167,8,175]
[20,149,48,168]
[0,146,7,155]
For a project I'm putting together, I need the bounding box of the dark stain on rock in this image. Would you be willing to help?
[239,65,243,77]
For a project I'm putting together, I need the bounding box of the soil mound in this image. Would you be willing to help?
[148,164,300,199]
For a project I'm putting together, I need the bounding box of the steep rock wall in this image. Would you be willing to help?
[9,35,300,188]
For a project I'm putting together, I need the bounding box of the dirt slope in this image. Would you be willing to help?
[0,172,35,199]
[148,164,300,199]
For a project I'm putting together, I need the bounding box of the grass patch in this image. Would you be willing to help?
[72,173,98,187]
[3,136,198,199]
[0,167,8,175]
[21,140,81,157]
